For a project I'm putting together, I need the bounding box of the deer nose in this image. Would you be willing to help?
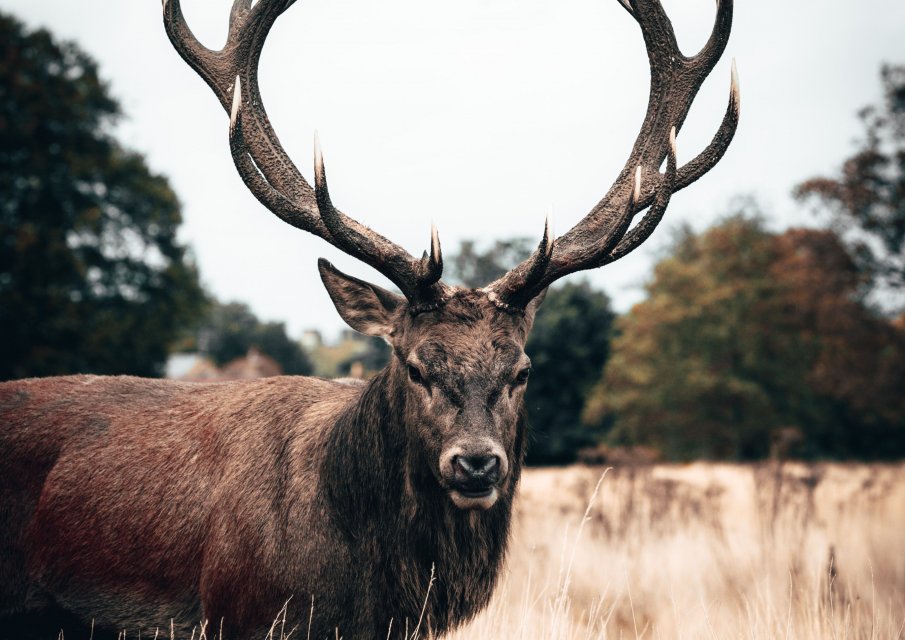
[452,455,501,484]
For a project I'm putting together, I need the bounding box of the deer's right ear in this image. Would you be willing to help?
[318,259,404,338]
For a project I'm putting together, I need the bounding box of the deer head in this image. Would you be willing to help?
[163,0,739,509]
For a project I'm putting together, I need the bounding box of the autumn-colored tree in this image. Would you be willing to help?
[0,12,204,379]
[584,214,905,460]
[775,230,905,454]
[796,64,905,307]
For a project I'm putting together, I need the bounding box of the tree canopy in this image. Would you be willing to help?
[0,12,204,379]
[523,281,614,463]
[583,214,905,460]
[450,238,536,289]
[796,64,905,308]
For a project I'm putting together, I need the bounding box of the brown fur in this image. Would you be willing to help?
[0,285,540,639]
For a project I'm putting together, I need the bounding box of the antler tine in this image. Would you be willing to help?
[616,0,634,16]
[229,79,328,234]
[312,138,449,301]
[487,0,738,306]
[487,212,555,309]
[229,0,254,27]
[606,127,678,263]
[696,0,735,72]
[420,223,444,286]
[166,0,449,304]
[164,0,311,205]
[676,59,740,191]
[597,165,642,257]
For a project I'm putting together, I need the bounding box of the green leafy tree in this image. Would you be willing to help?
[448,239,615,464]
[584,214,905,460]
[0,12,204,379]
[523,282,615,464]
[451,238,535,288]
[796,64,905,305]
[199,301,312,376]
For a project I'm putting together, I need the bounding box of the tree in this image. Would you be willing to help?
[198,301,312,376]
[523,282,615,464]
[0,12,204,379]
[773,229,905,454]
[583,213,905,460]
[448,239,616,464]
[796,64,905,308]
[451,238,535,288]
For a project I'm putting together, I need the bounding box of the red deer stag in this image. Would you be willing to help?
[0,0,739,637]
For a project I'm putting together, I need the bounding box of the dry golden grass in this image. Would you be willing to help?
[446,462,905,640]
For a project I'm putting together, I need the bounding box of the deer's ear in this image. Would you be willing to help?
[318,259,404,338]
[523,287,547,332]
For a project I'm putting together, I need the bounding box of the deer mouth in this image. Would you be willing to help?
[454,485,494,499]
[448,484,499,510]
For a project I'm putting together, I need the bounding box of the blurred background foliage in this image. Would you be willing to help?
[0,12,204,378]
[795,64,905,303]
[582,212,905,460]
[188,301,313,376]
[1,11,902,462]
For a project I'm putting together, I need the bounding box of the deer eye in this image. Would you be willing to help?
[407,364,426,386]
[514,366,531,386]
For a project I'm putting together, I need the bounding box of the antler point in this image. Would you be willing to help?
[730,58,740,100]
[544,209,554,252]
[430,222,441,261]
[229,76,242,129]
[633,166,642,203]
[313,132,324,177]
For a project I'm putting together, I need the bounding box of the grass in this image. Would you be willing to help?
[446,462,905,639]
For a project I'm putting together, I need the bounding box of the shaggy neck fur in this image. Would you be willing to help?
[322,364,526,637]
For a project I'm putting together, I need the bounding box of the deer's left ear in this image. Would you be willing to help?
[318,259,404,339]
[523,287,547,332]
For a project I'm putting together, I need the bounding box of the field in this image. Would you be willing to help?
[448,462,905,640]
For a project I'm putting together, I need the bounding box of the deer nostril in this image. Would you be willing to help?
[453,455,500,481]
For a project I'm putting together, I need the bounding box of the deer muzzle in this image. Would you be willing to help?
[440,441,508,510]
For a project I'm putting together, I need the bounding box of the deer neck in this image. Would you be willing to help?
[322,367,521,633]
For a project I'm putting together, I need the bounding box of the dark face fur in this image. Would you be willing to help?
[319,261,544,510]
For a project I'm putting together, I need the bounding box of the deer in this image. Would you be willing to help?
[0,0,739,638]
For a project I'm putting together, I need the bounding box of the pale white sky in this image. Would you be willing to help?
[4,0,904,339]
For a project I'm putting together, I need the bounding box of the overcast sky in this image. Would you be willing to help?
[4,0,904,339]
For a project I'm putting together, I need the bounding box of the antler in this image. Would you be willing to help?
[486,0,740,308]
[162,0,449,303]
